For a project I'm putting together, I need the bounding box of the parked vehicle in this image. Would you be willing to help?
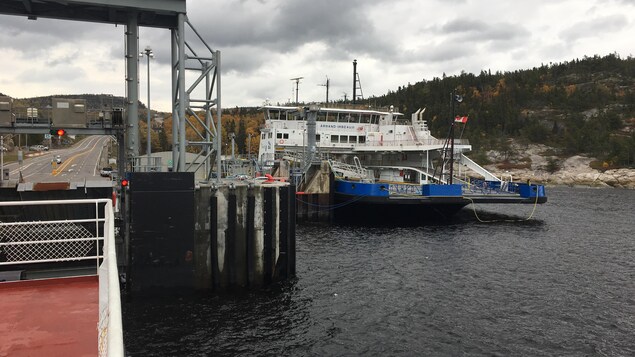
[55,155,62,164]
[28,145,49,151]
[100,167,113,177]
[228,174,250,180]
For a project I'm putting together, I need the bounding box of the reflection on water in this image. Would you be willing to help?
[124,187,635,356]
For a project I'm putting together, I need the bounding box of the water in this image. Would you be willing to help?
[123,187,635,356]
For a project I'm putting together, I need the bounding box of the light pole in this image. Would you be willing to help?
[140,46,154,171]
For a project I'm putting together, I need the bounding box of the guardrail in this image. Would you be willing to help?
[0,199,124,357]
[464,179,519,194]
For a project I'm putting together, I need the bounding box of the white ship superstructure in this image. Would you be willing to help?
[258,105,497,184]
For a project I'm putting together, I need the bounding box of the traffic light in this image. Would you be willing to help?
[50,128,66,136]
[121,179,129,188]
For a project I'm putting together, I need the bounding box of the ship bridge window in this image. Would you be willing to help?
[338,113,357,123]
[358,136,366,144]
[277,132,283,139]
[268,133,273,139]
[360,114,371,123]
[283,133,289,139]
[341,136,348,143]
[348,136,357,143]
[332,135,339,143]
[316,134,321,142]
[268,110,281,120]
[317,112,327,122]
[262,133,266,140]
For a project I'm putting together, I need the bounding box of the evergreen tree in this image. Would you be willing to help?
[236,118,247,154]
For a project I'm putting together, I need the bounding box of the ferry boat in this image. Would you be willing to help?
[257,104,547,221]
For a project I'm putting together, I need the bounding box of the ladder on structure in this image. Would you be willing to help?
[354,73,364,102]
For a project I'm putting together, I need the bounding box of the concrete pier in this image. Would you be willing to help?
[295,161,334,223]
[195,183,296,290]
[126,173,296,292]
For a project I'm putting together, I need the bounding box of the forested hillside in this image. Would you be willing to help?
[5,54,634,167]
[373,53,635,168]
[10,94,130,110]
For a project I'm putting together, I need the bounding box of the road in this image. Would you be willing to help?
[2,135,114,184]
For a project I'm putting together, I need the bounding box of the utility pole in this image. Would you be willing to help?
[318,76,330,104]
[290,77,303,104]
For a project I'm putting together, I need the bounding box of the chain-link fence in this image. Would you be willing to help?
[0,199,123,357]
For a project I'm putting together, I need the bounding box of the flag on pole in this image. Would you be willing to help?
[454,116,468,124]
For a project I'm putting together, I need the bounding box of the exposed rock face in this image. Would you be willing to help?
[481,144,635,189]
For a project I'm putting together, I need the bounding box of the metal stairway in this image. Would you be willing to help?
[458,153,500,181]
[328,157,373,182]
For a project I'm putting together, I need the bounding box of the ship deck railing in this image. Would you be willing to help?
[0,198,124,357]
[353,138,470,149]
[379,179,520,197]
[462,178,519,195]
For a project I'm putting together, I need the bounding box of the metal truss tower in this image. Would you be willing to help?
[0,0,222,181]
[171,15,222,181]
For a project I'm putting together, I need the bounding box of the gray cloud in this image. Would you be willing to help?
[440,18,530,42]
[16,64,87,84]
[186,0,392,70]
[1,0,634,109]
[0,15,123,62]
[422,41,479,63]
[560,14,628,42]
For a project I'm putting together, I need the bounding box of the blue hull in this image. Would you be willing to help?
[332,179,547,223]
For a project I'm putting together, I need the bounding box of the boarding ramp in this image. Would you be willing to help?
[459,153,500,182]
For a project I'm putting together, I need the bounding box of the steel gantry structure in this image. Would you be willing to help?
[0,0,222,181]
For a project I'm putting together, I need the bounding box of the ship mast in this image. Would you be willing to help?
[290,77,303,104]
[436,89,461,184]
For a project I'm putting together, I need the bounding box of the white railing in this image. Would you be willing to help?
[356,138,470,149]
[328,158,373,182]
[0,199,124,357]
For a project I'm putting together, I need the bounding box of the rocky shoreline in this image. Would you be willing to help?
[482,144,635,189]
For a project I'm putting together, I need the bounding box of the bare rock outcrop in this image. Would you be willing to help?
[481,144,635,188]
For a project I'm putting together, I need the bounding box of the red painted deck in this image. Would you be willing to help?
[0,275,99,357]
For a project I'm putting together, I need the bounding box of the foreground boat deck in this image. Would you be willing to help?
[0,275,99,357]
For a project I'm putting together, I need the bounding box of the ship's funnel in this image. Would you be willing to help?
[419,107,426,120]
[412,108,421,121]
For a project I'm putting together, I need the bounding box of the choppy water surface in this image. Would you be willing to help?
[123,187,635,356]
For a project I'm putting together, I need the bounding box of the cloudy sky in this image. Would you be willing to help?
[1,0,634,112]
